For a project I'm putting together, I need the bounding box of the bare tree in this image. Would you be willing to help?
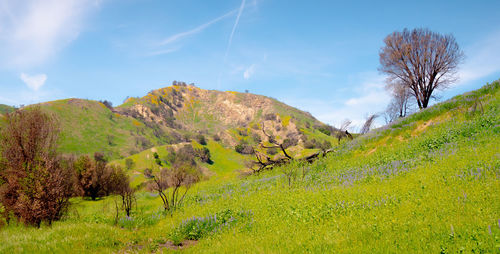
[148,148,201,211]
[379,28,464,109]
[385,81,414,122]
[247,122,334,173]
[335,119,353,143]
[359,114,379,135]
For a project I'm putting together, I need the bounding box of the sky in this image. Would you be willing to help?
[0,0,499,129]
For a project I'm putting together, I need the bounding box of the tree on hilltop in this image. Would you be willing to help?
[379,28,464,109]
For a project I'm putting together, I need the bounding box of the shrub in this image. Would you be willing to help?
[283,137,299,149]
[125,158,135,170]
[73,154,129,200]
[143,168,153,178]
[266,147,278,155]
[316,125,332,136]
[235,144,254,154]
[170,209,251,245]
[264,113,276,121]
[213,134,221,142]
[237,128,248,137]
[196,134,207,145]
[195,147,213,164]
[99,100,113,110]
[252,133,262,143]
[153,152,162,166]
[0,107,74,227]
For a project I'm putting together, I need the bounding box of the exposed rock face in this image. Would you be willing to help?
[115,84,326,147]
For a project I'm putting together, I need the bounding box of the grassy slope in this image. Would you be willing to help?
[39,99,164,159]
[0,104,15,115]
[111,140,247,187]
[1,81,499,253]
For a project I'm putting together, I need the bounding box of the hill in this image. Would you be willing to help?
[0,104,15,115]
[1,80,498,253]
[10,84,335,160]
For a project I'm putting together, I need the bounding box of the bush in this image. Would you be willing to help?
[196,134,207,145]
[99,100,113,110]
[143,168,153,178]
[264,113,276,121]
[304,139,319,149]
[0,107,74,227]
[195,147,213,164]
[213,134,221,141]
[266,147,278,155]
[170,209,251,245]
[314,124,333,136]
[283,137,299,149]
[125,158,135,170]
[252,133,262,143]
[235,141,254,155]
[73,154,129,200]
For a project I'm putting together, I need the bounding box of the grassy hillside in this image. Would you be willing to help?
[0,80,498,253]
[0,104,15,115]
[0,85,335,160]
[39,99,168,159]
[110,140,248,188]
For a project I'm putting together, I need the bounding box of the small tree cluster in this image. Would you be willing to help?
[0,107,73,227]
[73,153,129,201]
[99,100,113,110]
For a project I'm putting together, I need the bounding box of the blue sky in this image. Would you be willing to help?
[1,0,499,128]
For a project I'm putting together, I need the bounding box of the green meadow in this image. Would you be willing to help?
[1,81,499,253]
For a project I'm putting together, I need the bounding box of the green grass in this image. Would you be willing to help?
[111,139,248,188]
[0,104,15,115]
[1,80,499,253]
[39,99,166,160]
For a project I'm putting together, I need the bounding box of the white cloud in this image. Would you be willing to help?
[0,0,98,68]
[158,9,237,46]
[243,64,256,79]
[281,72,390,131]
[457,31,500,85]
[20,73,47,91]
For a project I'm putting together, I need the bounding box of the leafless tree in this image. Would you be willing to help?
[247,122,334,173]
[148,155,200,212]
[335,119,353,143]
[359,114,379,135]
[384,81,414,124]
[379,28,464,109]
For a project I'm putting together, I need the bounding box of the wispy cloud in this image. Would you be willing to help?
[20,73,47,91]
[158,9,237,46]
[281,72,389,131]
[145,47,181,57]
[0,0,99,68]
[243,64,256,79]
[457,31,500,85]
[223,0,246,61]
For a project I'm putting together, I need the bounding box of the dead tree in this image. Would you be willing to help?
[149,164,200,211]
[335,119,354,143]
[360,114,379,135]
[248,122,334,173]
